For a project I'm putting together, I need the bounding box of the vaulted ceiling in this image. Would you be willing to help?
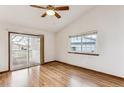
[0,5,94,32]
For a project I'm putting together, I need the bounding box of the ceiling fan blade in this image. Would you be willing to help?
[54,6,69,11]
[30,5,46,9]
[55,12,61,19]
[41,12,47,17]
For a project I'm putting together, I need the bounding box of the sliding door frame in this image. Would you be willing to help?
[8,32,44,71]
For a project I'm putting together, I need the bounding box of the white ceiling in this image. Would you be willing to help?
[0,5,94,32]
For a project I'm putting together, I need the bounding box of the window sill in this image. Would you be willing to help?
[68,52,99,56]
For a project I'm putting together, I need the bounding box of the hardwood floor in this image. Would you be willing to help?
[0,61,124,87]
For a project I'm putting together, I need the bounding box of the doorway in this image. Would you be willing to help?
[9,32,44,71]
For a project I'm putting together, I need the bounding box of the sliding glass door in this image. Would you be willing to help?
[10,33,42,71]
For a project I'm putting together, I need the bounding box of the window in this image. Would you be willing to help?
[69,32,97,54]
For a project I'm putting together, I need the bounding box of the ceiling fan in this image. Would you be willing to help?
[30,5,69,19]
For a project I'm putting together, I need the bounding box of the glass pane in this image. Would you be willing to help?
[10,34,28,70]
[81,33,97,53]
[70,36,82,52]
[29,36,41,66]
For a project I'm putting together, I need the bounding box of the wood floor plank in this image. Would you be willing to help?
[0,61,124,87]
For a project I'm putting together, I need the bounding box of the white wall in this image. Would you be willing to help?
[0,24,55,72]
[0,29,8,72]
[55,6,124,78]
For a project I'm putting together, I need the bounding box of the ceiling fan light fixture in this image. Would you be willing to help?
[30,5,69,18]
[46,10,55,16]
